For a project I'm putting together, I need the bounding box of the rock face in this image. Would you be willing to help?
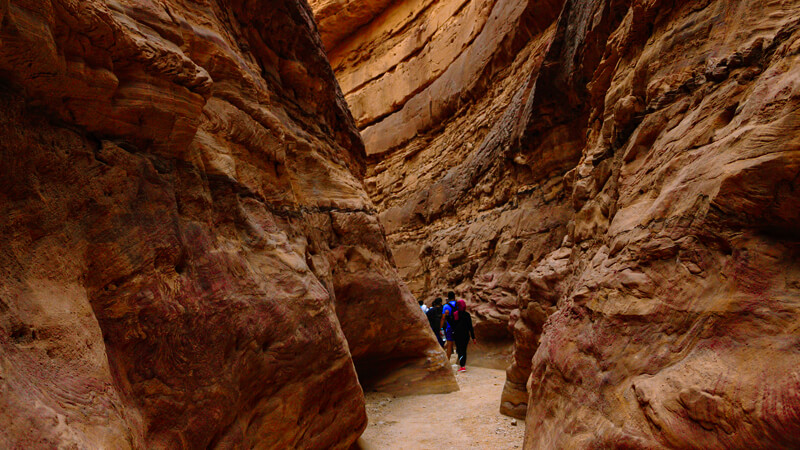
[518,1,800,447]
[0,1,455,448]
[314,0,800,447]
[311,0,570,343]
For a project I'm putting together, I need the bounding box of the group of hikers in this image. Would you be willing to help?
[419,292,476,372]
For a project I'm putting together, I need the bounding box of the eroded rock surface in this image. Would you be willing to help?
[310,0,570,346]
[520,1,800,447]
[314,0,800,447]
[0,1,454,448]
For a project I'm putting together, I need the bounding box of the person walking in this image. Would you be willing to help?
[419,300,429,313]
[440,292,458,361]
[425,298,444,347]
[452,299,476,372]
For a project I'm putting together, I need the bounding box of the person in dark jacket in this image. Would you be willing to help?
[425,298,444,347]
[451,299,476,372]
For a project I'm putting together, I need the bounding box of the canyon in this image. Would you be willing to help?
[315,0,800,448]
[0,1,454,448]
[0,0,798,448]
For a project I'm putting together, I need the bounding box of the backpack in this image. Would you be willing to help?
[443,301,457,327]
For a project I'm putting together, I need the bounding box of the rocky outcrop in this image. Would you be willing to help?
[0,1,455,448]
[314,0,800,447]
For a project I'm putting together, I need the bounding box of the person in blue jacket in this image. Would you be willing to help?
[439,291,458,361]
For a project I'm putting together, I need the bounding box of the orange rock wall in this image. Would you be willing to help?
[520,1,800,447]
[315,0,800,446]
[313,0,569,343]
[0,0,454,448]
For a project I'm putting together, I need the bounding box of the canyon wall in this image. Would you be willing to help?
[0,1,455,448]
[315,0,800,447]
[519,1,800,447]
[312,0,571,343]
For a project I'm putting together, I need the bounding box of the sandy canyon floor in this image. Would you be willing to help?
[356,364,523,449]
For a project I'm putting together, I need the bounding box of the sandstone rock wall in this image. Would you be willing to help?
[518,1,800,447]
[0,1,454,448]
[315,0,800,447]
[311,0,570,343]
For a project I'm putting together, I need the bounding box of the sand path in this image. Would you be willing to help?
[356,366,523,449]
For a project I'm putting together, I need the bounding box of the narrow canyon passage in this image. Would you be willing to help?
[1,0,799,448]
[312,0,800,448]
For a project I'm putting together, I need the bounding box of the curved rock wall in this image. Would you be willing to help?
[519,1,800,447]
[314,0,800,447]
[0,1,454,448]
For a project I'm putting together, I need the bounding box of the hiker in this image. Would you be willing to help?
[452,299,476,372]
[419,300,429,313]
[426,298,444,347]
[440,292,458,361]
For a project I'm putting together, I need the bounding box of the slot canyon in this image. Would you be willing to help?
[1,0,799,448]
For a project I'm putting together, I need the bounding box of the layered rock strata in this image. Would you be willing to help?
[312,0,570,343]
[0,1,454,448]
[315,0,800,447]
